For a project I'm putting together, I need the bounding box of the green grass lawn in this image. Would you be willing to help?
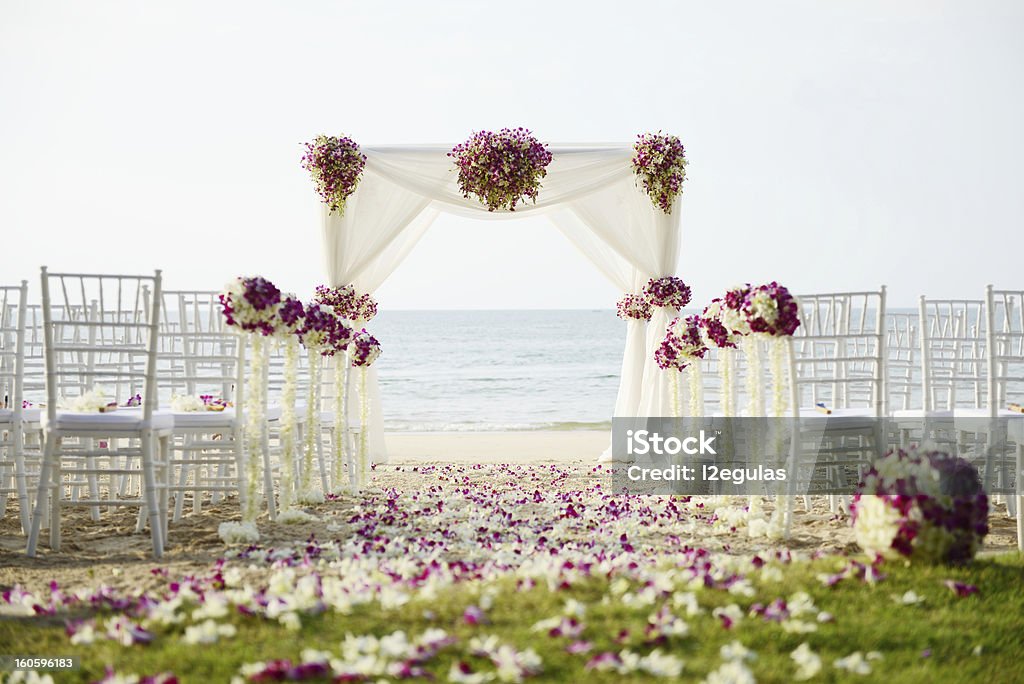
[2,552,1022,683]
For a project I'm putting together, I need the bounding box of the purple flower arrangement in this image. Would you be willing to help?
[615,293,653,321]
[850,447,989,564]
[449,128,553,212]
[300,135,366,214]
[699,299,741,349]
[656,315,707,371]
[643,277,692,310]
[314,284,378,322]
[632,132,687,213]
[742,282,801,337]
[299,303,353,356]
[349,329,382,368]
[219,276,282,336]
[277,296,306,336]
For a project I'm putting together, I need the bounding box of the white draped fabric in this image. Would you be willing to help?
[320,144,682,461]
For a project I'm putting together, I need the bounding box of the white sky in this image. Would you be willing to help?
[1,0,1022,309]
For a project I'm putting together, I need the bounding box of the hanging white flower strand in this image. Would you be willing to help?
[243,332,268,522]
[275,297,305,512]
[297,350,324,504]
[217,276,284,540]
[349,329,382,488]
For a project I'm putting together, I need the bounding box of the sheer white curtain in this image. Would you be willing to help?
[320,144,682,462]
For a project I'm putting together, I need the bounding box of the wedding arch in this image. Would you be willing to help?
[318,141,683,461]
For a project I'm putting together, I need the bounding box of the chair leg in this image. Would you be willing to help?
[172,452,190,523]
[13,426,31,535]
[139,431,163,559]
[26,432,59,557]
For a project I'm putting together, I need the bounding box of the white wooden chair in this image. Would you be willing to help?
[159,291,250,522]
[984,286,1024,549]
[0,281,36,533]
[782,289,888,532]
[27,269,170,558]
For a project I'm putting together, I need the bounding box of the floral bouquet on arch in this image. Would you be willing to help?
[851,446,989,564]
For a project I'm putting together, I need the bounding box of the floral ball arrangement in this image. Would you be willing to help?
[656,315,708,372]
[699,299,742,349]
[220,276,282,336]
[449,128,553,212]
[717,284,753,337]
[643,276,692,310]
[851,446,989,564]
[299,304,353,356]
[743,282,800,337]
[349,329,383,368]
[301,135,366,215]
[314,284,378,323]
[277,296,306,336]
[616,293,653,321]
[632,131,687,213]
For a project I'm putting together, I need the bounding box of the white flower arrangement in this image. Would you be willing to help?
[60,386,114,413]
[276,508,320,525]
[170,394,206,412]
[217,521,260,545]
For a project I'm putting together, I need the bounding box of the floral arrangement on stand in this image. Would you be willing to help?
[314,284,377,493]
[655,315,708,417]
[300,135,366,215]
[275,296,305,516]
[699,296,745,418]
[449,128,553,212]
[295,304,350,505]
[349,329,382,489]
[632,132,688,214]
[217,276,283,543]
[615,293,652,322]
[742,282,800,418]
[851,446,989,564]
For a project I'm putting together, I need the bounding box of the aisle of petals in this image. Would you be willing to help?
[0,464,998,683]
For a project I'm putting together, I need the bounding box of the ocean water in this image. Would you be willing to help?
[370,310,624,431]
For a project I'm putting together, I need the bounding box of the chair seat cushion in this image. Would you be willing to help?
[172,409,239,429]
[0,407,42,424]
[42,408,174,432]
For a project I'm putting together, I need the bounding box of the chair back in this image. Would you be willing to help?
[918,297,986,412]
[885,312,919,411]
[0,281,28,418]
[986,286,1024,414]
[789,289,887,416]
[40,268,162,422]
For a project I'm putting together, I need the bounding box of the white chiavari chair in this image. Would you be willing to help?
[985,286,1024,549]
[1,281,35,533]
[159,290,248,522]
[27,268,170,558]
[782,289,887,533]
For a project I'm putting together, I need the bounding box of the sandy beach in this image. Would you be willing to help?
[383,430,611,463]
[1,430,1019,599]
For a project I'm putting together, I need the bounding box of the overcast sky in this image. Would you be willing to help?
[1,1,1021,309]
